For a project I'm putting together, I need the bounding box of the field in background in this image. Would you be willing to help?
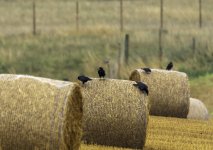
[190,74,213,117]
[0,0,212,115]
[1,0,213,34]
[80,116,213,150]
[0,0,213,76]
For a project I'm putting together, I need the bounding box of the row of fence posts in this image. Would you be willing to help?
[158,0,202,68]
[32,0,204,35]
[30,0,203,74]
[107,33,200,78]
[115,33,198,78]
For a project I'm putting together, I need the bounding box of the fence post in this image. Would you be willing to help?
[124,34,129,65]
[117,43,121,78]
[160,0,164,29]
[120,0,123,32]
[33,0,36,35]
[76,0,79,31]
[104,60,111,78]
[159,0,164,68]
[199,0,202,28]
[192,37,196,56]
[159,29,163,68]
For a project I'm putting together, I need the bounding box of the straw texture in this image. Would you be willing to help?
[80,78,149,149]
[130,69,190,118]
[187,98,209,120]
[0,74,83,150]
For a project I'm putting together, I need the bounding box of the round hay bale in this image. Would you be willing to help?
[81,78,149,149]
[0,74,83,150]
[187,98,209,120]
[129,69,190,118]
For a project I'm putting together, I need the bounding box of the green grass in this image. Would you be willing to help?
[0,30,212,79]
[190,74,213,117]
[0,0,213,78]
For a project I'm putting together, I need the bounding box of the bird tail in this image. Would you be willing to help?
[146,90,149,95]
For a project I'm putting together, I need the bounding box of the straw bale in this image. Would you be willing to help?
[0,74,83,150]
[81,78,149,149]
[187,98,209,120]
[130,69,190,118]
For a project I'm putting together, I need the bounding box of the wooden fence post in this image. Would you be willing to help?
[33,0,36,35]
[159,29,163,68]
[120,0,123,32]
[117,43,121,78]
[124,34,129,65]
[192,37,196,56]
[104,60,111,78]
[160,0,164,29]
[76,0,79,31]
[159,0,164,68]
[199,0,202,28]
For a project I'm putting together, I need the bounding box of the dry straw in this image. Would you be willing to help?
[130,69,190,118]
[187,98,209,120]
[80,78,149,149]
[0,74,83,150]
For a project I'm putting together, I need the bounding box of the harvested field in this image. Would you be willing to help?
[81,116,213,150]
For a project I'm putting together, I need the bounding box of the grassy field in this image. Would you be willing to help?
[0,0,213,78]
[190,74,213,117]
[80,116,213,150]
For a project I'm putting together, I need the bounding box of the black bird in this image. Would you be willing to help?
[142,68,151,74]
[166,62,173,70]
[77,75,92,84]
[133,81,149,95]
[98,67,106,78]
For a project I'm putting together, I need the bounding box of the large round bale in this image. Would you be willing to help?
[129,69,190,118]
[0,74,83,150]
[81,78,149,149]
[187,98,209,120]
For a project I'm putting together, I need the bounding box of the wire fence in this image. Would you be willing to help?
[0,0,213,35]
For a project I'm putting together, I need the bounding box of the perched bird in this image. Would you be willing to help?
[142,68,151,74]
[98,67,106,78]
[133,81,149,95]
[77,75,92,84]
[166,62,173,70]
